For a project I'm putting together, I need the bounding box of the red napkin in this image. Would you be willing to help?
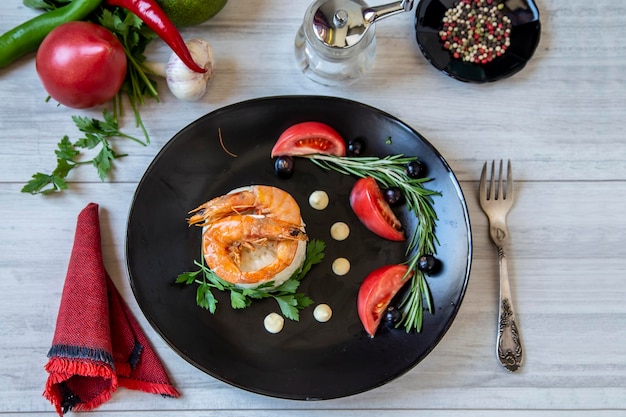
[44,203,180,415]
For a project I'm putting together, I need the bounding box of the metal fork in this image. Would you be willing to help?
[479,160,523,372]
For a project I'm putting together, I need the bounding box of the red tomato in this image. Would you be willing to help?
[271,121,346,157]
[350,177,405,241]
[357,264,412,337]
[36,22,127,109]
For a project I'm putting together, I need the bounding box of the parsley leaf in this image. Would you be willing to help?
[54,136,79,160]
[292,239,326,281]
[275,296,300,321]
[274,293,315,321]
[273,279,300,294]
[21,173,62,194]
[176,239,326,321]
[176,270,201,285]
[53,158,74,181]
[197,282,218,313]
[92,142,116,181]
[230,291,250,309]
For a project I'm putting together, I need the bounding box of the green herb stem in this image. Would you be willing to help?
[125,51,159,100]
[98,8,159,144]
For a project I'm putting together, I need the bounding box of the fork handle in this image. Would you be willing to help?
[496,246,523,372]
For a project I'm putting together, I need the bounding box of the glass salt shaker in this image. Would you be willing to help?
[295,0,414,86]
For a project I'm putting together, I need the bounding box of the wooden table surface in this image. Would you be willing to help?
[1,0,625,415]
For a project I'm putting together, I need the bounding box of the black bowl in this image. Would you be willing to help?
[415,0,541,83]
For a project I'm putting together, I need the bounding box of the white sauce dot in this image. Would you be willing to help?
[309,190,329,210]
[263,312,284,334]
[313,304,333,322]
[330,222,350,241]
[332,257,350,276]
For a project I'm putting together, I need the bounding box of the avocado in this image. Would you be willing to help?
[156,0,228,27]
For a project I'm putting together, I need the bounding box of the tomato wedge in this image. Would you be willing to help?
[271,121,346,157]
[349,177,405,241]
[357,264,413,337]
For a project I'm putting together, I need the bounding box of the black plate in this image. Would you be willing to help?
[126,96,472,400]
[415,0,541,83]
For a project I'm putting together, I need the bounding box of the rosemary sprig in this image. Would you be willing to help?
[305,154,441,332]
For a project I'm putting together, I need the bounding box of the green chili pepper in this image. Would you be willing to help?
[0,0,102,69]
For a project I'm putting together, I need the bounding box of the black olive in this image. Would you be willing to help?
[384,306,402,326]
[383,187,405,206]
[406,160,425,178]
[347,138,366,156]
[417,254,441,275]
[274,155,295,179]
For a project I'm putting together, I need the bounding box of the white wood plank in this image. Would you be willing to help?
[1,0,625,415]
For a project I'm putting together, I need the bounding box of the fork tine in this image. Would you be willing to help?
[506,159,514,200]
[479,161,487,199]
[497,159,504,200]
[489,160,496,201]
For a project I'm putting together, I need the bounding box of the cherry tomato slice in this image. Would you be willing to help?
[271,121,346,157]
[349,177,405,241]
[357,264,413,337]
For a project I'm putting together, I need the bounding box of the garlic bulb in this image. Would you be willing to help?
[165,38,214,101]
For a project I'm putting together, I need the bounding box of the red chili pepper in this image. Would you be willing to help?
[104,0,207,73]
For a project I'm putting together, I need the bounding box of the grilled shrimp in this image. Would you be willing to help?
[188,185,308,286]
[188,185,302,226]
[203,215,307,285]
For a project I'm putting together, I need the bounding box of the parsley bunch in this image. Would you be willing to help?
[176,239,326,321]
[22,110,147,194]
